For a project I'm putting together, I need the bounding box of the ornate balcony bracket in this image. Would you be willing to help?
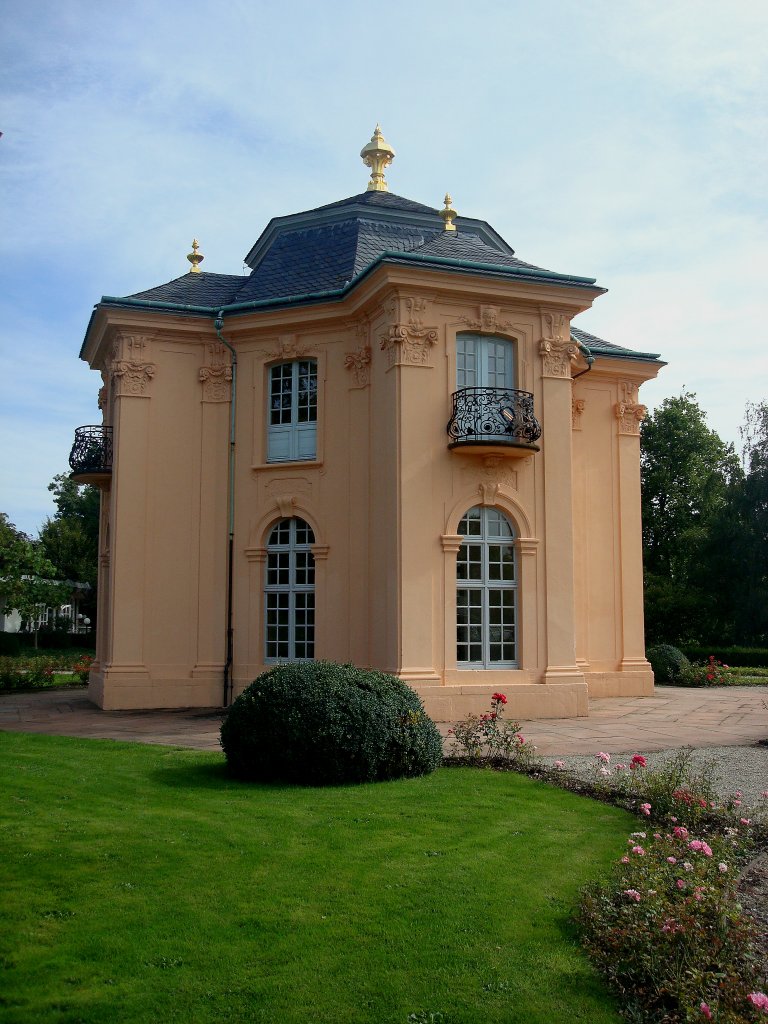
[69,425,113,485]
[447,387,541,457]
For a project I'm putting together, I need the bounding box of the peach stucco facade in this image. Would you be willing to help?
[78,251,661,719]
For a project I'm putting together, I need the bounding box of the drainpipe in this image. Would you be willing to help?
[572,337,595,380]
[215,313,237,707]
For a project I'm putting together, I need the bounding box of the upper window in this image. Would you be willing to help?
[268,360,317,462]
[457,334,515,390]
[456,506,518,668]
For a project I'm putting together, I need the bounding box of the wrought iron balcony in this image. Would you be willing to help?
[447,387,541,455]
[69,425,113,484]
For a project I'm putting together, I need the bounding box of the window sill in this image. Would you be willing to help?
[252,459,324,472]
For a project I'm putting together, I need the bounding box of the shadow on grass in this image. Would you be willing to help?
[148,757,291,793]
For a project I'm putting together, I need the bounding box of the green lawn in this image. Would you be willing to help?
[0,733,633,1024]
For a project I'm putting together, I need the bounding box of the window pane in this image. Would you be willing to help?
[265,517,316,663]
[456,507,517,668]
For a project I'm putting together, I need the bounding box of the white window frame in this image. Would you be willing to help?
[456,333,515,390]
[267,360,318,463]
[456,506,518,668]
[264,517,316,663]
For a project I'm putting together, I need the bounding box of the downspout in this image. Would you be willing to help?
[572,337,595,380]
[215,313,237,707]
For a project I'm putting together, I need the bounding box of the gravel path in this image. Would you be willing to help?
[541,744,768,811]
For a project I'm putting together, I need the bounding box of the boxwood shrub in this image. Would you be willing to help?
[646,644,690,684]
[220,661,443,785]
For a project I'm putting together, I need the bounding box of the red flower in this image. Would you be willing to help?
[630,754,647,769]
[492,692,507,704]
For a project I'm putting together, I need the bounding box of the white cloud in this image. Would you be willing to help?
[1,0,765,530]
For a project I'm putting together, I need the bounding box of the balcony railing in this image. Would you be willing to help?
[69,425,113,481]
[447,387,541,451]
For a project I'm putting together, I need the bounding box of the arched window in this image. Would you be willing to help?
[267,360,317,462]
[265,517,315,662]
[456,333,515,390]
[456,506,518,667]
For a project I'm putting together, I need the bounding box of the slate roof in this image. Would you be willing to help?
[306,190,441,217]
[90,187,659,365]
[234,219,440,303]
[402,231,548,272]
[571,326,662,363]
[127,271,244,307]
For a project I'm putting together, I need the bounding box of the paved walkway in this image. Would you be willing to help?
[0,685,766,755]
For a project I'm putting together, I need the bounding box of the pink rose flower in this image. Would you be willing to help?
[623,889,641,902]
[640,802,651,816]
[631,846,645,856]
[700,1003,712,1020]
[553,759,565,770]
[667,856,677,864]
[676,879,685,889]
[718,863,728,873]
[596,751,611,763]
[747,992,768,1010]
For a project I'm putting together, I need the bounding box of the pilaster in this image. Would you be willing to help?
[538,311,583,684]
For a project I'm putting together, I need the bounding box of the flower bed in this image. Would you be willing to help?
[444,698,768,1022]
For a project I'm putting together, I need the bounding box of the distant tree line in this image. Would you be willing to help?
[0,476,99,637]
[641,394,768,647]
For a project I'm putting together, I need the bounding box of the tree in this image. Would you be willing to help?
[0,513,70,639]
[640,392,741,644]
[38,475,100,623]
[703,401,768,644]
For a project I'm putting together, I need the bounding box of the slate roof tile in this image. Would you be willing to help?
[126,272,245,306]
[571,326,661,362]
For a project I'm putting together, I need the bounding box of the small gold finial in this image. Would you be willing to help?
[440,194,457,232]
[360,124,395,192]
[187,238,204,273]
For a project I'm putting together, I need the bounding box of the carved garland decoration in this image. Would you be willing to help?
[344,346,371,388]
[200,342,232,402]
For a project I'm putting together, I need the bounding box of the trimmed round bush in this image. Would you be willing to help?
[646,644,690,684]
[220,661,443,785]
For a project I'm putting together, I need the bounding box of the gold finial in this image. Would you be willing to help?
[360,124,395,192]
[187,238,204,273]
[440,194,457,232]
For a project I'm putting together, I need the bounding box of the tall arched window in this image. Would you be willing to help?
[265,517,315,662]
[456,506,518,667]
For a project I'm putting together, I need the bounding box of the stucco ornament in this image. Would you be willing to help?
[266,335,310,361]
[344,346,371,388]
[458,305,513,334]
[539,312,578,378]
[380,293,438,368]
[615,383,647,435]
[380,324,438,367]
[572,398,586,430]
[200,342,233,402]
[110,335,157,398]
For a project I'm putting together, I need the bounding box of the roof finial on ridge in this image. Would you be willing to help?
[360,124,395,192]
[187,238,204,274]
[440,194,457,232]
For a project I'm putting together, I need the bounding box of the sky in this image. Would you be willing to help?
[1,0,766,536]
